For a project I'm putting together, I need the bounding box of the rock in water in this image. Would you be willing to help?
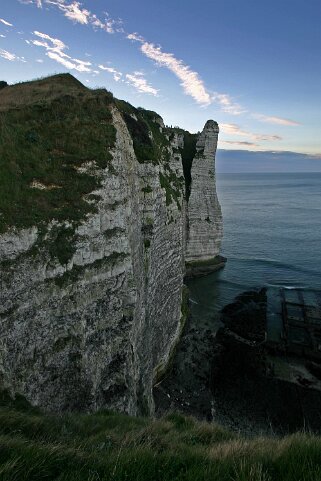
[185,120,225,277]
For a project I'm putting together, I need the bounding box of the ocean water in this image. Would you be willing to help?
[187,173,321,327]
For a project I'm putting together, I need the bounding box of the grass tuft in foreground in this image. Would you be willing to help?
[0,392,321,481]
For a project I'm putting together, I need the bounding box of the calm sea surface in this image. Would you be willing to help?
[188,173,321,327]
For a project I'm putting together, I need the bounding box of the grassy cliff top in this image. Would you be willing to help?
[0,393,321,481]
[0,74,116,235]
[0,74,200,236]
[0,73,89,111]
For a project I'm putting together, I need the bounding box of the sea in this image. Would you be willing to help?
[155,172,321,427]
[188,172,321,328]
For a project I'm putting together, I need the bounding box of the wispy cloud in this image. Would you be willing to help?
[128,33,211,105]
[127,33,250,114]
[24,0,121,33]
[46,1,90,24]
[46,50,90,71]
[19,0,42,5]
[127,33,302,123]
[0,48,25,62]
[31,30,92,72]
[127,33,145,43]
[0,18,13,27]
[125,71,158,96]
[99,64,122,81]
[213,93,245,116]
[220,140,259,148]
[17,0,301,131]
[0,34,6,38]
[252,113,301,126]
[221,123,282,142]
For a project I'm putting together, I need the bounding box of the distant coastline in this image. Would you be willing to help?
[216,150,321,173]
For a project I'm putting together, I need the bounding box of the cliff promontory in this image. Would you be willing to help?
[0,74,223,414]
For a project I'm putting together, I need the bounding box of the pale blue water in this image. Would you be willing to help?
[188,173,321,327]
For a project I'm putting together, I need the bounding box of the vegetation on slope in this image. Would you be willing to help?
[162,127,197,201]
[115,99,170,164]
[0,74,191,243]
[0,74,115,235]
[181,131,197,200]
[115,99,187,210]
[0,393,321,481]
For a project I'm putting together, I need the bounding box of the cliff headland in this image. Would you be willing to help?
[0,74,224,414]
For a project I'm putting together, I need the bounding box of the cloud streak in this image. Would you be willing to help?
[0,18,13,27]
[220,140,259,148]
[128,33,211,105]
[31,30,92,72]
[46,1,91,24]
[221,123,282,142]
[213,92,245,116]
[126,72,158,96]
[0,48,25,62]
[17,0,301,131]
[252,113,301,126]
[26,0,122,33]
[99,64,123,82]
[127,33,251,116]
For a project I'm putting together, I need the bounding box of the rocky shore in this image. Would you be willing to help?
[213,289,321,435]
[156,287,321,436]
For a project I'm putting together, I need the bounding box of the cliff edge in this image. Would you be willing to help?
[0,74,223,414]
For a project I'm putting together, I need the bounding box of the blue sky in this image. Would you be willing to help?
[1,0,321,166]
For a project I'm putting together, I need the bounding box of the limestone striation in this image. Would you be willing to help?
[0,74,223,414]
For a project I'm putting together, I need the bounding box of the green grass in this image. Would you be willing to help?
[0,74,196,244]
[0,74,115,240]
[115,100,170,164]
[159,171,183,210]
[0,393,321,481]
[0,74,117,266]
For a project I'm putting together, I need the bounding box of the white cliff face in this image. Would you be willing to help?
[185,120,224,275]
[0,80,222,413]
[1,106,141,414]
[0,102,187,415]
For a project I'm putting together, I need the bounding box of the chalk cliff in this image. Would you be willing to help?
[0,74,223,414]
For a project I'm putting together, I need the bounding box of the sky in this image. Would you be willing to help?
[0,0,321,171]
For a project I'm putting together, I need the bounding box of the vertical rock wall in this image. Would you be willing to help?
[0,103,187,415]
